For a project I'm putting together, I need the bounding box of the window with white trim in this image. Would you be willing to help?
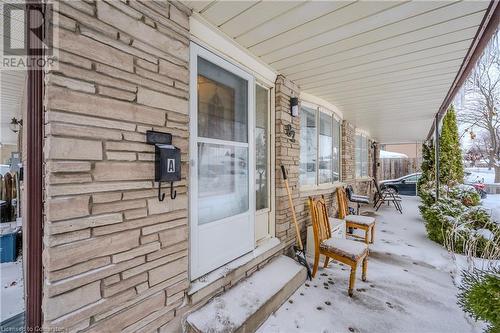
[355,133,369,178]
[299,105,341,186]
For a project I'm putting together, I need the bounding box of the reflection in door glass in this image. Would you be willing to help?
[197,143,249,225]
[197,57,248,143]
[255,85,269,211]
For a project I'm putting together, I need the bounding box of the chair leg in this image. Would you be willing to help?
[323,256,330,268]
[362,257,368,282]
[312,250,320,278]
[348,265,357,297]
[370,225,375,244]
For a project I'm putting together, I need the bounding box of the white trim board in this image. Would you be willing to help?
[190,13,277,87]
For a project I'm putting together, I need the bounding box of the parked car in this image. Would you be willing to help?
[379,173,421,196]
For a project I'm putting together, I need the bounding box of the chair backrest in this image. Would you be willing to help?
[373,177,382,196]
[345,185,354,200]
[308,196,331,247]
[336,187,349,219]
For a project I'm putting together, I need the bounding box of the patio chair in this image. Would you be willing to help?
[373,178,403,213]
[337,188,376,244]
[308,196,369,297]
[345,185,370,215]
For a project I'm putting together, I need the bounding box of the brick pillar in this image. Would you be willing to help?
[274,75,302,248]
[341,120,355,185]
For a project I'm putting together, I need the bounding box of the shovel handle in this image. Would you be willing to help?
[281,165,287,180]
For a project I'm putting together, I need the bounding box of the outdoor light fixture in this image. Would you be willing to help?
[290,97,299,117]
[9,118,22,133]
[284,124,295,142]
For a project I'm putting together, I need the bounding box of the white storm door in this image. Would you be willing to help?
[189,43,255,280]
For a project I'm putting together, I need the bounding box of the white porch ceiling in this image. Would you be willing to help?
[185,0,491,143]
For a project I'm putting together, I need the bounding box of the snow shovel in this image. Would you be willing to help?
[281,165,312,280]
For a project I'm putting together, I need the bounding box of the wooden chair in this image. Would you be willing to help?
[337,188,376,244]
[309,196,369,296]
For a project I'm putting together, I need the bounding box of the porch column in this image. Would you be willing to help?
[434,114,440,200]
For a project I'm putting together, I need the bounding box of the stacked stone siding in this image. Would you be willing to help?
[43,1,190,331]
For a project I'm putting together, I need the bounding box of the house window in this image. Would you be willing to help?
[255,84,269,211]
[300,105,341,186]
[355,134,369,178]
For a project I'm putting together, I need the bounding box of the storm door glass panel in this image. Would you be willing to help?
[197,57,249,225]
[332,118,340,182]
[255,85,269,211]
[318,113,333,184]
[197,143,248,224]
[197,57,248,143]
[300,107,317,186]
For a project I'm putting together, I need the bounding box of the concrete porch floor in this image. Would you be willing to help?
[258,196,483,333]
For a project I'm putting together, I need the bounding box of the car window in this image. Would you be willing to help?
[404,175,417,182]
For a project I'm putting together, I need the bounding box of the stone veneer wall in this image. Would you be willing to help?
[43,1,191,331]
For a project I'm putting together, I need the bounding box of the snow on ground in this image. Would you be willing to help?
[258,197,483,333]
[465,167,497,184]
[0,257,24,322]
[481,194,500,223]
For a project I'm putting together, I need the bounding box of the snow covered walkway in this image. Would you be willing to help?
[258,196,482,333]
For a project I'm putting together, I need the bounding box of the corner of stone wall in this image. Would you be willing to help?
[274,74,302,248]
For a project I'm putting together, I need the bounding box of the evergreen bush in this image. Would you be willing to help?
[418,142,435,195]
[422,197,465,244]
[450,185,481,207]
[458,268,500,333]
[439,106,464,185]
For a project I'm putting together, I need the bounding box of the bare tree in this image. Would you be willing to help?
[458,31,500,183]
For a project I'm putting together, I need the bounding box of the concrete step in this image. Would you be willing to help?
[185,255,306,333]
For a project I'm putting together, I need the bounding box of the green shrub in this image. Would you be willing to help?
[446,207,500,257]
[450,185,481,207]
[458,268,500,332]
[422,197,465,244]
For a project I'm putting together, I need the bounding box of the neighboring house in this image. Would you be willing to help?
[9,0,496,332]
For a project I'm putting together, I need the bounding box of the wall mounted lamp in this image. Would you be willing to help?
[290,97,299,117]
[9,118,22,133]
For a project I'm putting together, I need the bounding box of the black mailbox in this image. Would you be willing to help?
[155,144,181,182]
[146,130,181,201]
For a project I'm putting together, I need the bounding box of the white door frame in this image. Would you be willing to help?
[189,42,256,280]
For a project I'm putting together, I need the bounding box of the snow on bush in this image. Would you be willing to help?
[419,181,500,260]
[449,185,481,207]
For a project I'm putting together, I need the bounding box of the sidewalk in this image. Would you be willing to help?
[258,197,483,333]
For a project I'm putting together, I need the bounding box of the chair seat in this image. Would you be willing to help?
[320,238,368,261]
[350,195,370,204]
[345,214,375,226]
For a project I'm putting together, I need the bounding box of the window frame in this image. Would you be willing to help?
[299,101,342,191]
[355,132,370,178]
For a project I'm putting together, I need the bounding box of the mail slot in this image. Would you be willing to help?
[155,144,181,182]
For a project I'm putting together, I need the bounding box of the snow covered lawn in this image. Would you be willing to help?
[0,257,24,322]
[259,197,483,333]
[465,167,498,184]
[481,194,500,223]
